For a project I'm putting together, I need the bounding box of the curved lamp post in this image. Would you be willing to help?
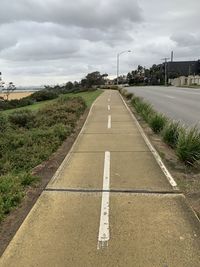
[117,50,131,85]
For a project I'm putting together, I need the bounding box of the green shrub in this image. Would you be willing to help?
[0,114,9,132]
[176,127,200,165]
[53,123,72,141]
[20,173,39,186]
[149,113,167,133]
[30,90,58,102]
[162,121,181,148]
[8,109,36,128]
[0,96,87,220]
[0,174,24,216]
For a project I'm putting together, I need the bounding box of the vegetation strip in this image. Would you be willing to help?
[0,90,102,223]
[120,88,200,167]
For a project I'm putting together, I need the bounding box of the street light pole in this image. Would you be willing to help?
[117,50,131,85]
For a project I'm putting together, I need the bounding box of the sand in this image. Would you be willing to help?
[0,92,33,100]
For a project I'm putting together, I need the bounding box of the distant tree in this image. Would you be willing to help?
[80,78,87,88]
[3,82,16,100]
[84,71,108,87]
[65,81,74,90]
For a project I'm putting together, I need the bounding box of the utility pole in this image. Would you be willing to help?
[161,58,170,86]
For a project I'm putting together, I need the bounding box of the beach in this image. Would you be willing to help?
[0,92,33,100]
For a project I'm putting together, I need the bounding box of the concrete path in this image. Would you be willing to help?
[1,90,200,267]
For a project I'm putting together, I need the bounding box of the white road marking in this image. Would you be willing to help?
[108,98,110,102]
[107,115,111,129]
[108,105,110,111]
[164,95,175,99]
[119,93,178,189]
[97,151,110,249]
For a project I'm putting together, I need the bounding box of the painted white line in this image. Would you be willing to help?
[49,93,101,184]
[164,94,175,99]
[97,151,110,249]
[108,105,110,111]
[108,98,110,102]
[107,115,111,129]
[119,93,178,189]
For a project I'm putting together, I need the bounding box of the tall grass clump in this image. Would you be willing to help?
[131,97,155,122]
[149,113,167,134]
[176,127,200,165]
[162,121,181,148]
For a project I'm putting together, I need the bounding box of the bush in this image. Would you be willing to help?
[0,174,24,216]
[8,109,36,128]
[30,90,58,102]
[0,114,9,132]
[20,172,39,186]
[176,127,200,165]
[162,121,181,148]
[53,123,72,141]
[0,96,87,220]
[149,113,167,133]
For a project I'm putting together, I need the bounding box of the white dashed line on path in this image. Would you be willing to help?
[97,151,110,250]
[107,115,111,129]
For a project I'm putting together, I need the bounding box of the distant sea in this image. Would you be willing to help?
[15,86,45,92]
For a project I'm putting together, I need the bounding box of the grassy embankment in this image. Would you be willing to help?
[2,90,102,114]
[0,90,102,222]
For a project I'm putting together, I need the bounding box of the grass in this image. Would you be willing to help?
[162,121,181,148]
[62,90,102,107]
[131,97,155,123]
[149,113,167,134]
[176,127,200,165]
[1,90,102,115]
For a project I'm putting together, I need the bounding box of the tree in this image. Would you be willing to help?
[3,82,16,100]
[65,81,74,91]
[84,71,108,87]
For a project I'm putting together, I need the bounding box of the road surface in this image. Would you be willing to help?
[1,90,200,267]
[127,86,200,128]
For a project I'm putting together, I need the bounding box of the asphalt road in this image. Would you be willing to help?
[1,91,200,267]
[127,86,200,128]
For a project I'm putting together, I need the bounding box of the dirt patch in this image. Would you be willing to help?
[0,109,89,256]
[127,101,200,219]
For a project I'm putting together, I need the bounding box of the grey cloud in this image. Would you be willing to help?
[171,33,200,47]
[0,36,80,61]
[0,0,143,29]
[0,0,200,86]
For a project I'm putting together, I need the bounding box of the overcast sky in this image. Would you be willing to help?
[0,0,199,86]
